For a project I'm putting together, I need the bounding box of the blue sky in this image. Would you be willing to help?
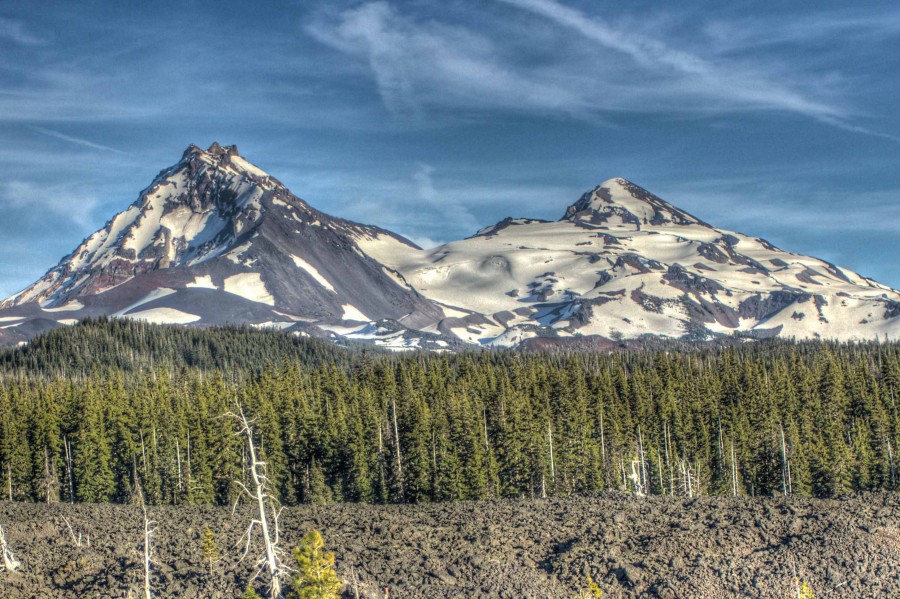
[1,0,899,297]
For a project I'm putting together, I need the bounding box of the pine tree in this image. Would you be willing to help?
[241,583,263,599]
[289,530,342,599]
[200,525,219,575]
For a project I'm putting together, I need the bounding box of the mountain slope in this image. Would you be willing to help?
[2,149,898,349]
[359,178,900,346]
[0,143,445,348]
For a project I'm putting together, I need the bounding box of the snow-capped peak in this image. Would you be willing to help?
[2,147,898,350]
[2,143,285,307]
[0,143,441,338]
[176,142,277,186]
[563,177,706,228]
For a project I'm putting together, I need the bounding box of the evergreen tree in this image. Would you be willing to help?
[289,530,342,599]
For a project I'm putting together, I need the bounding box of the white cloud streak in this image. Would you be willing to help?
[29,126,127,154]
[308,0,897,139]
[498,0,840,119]
[306,2,591,120]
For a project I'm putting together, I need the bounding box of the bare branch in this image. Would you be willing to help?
[0,522,20,572]
[227,400,288,599]
[62,517,85,548]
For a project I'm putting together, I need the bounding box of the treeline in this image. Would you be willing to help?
[0,322,898,505]
[0,317,359,376]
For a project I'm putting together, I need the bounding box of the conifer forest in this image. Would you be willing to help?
[0,319,897,507]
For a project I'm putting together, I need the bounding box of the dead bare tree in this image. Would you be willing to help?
[127,467,154,598]
[780,425,792,497]
[629,429,649,496]
[225,402,289,599]
[889,439,896,489]
[547,422,556,491]
[730,438,738,497]
[64,436,75,504]
[678,459,697,498]
[391,396,404,499]
[629,459,645,496]
[142,503,155,599]
[62,516,89,548]
[41,447,59,503]
[0,522,20,572]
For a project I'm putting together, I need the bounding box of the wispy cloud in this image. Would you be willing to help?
[1,180,101,229]
[308,0,897,139]
[29,126,127,154]
[287,160,572,243]
[0,16,43,46]
[663,178,900,234]
[702,10,900,52]
[411,162,480,232]
[498,0,840,119]
[306,2,591,120]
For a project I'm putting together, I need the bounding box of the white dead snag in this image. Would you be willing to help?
[42,447,57,504]
[226,402,288,599]
[630,460,644,496]
[547,422,556,489]
[175,437,183,496]
[63,517,88,548]
[0,522,20,572]
[663,422,674,496]
[730,439,738,497]
[186,430,193,497]
[599,408,606,465]
[64,436,75,503]
[678,460,695,498]
[717,420,725,463]
[377,419,385,494]
[780,425,792,497]
[638,428,648,494]
[142,503,155,599]
[132,468,153,598]
[391,397,403,498]
[888,439,896,488]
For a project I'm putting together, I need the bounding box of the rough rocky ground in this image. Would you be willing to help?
[0,493,897,598]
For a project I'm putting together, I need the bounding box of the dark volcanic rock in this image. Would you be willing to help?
[0,494,896,598]
[738,291,810,321]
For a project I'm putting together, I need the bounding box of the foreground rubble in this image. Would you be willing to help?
[0,493,897,597]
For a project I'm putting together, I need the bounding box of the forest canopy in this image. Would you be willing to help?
[0,319,897,505]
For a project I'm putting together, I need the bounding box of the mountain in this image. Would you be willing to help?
[0,143,446,349]
[2,146,899,348]
[365,177,900,347]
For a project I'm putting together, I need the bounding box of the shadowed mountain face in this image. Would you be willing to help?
[2,147,899,349]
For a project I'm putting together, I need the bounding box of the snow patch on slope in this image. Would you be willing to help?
[117,288,177,315]
[42,300,85,312]
[124,307,202,325]
[341,304,370,322]
[291,255,336,292]
[223,273,275,306]
[187,275,217,289]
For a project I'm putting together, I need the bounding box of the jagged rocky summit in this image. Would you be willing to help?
[1,143,898,349]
